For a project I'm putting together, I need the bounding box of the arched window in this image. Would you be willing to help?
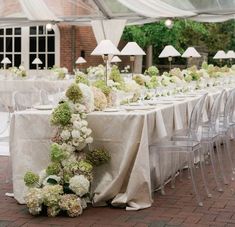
[0,25,60,70]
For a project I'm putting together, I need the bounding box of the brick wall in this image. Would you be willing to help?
[59,24,106,72]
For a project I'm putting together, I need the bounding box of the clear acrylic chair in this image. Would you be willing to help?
[0,102,11,183]
[150,93,208,206]
[13,91,42,111]
[218,88,235,181]
[199,90,227,190]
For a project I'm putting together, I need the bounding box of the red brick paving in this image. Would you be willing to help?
[1,142,235,226]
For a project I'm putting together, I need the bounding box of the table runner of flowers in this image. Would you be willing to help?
[23,81,110,217]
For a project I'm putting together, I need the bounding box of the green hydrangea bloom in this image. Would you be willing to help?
[133,75,145,86]
[50,102,71,126]
[65,83,83,103]
[75,73,89,85]
[93,80,111,97]
[109,65,124,83]
[86,149,111,166]
[78,160,93,173]
[147,66,159,77]
[46,162,61,175]
[24,171,39,187]
[50,143,66,163]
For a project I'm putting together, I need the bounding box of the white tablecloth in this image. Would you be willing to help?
[10,89,222,210]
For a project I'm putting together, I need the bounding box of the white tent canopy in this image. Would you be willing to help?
[0,0,234,27]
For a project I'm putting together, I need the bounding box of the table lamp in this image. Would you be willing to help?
[213,50,227,66]
[159,45,181,70]
[32,57,42,70]
[1,57,11,70]
[75,57,87,71]
[91,39,120,85]
[226,50,235,66]
[182,47,201,67]
[111,56,122,64]
[121,42,145,78]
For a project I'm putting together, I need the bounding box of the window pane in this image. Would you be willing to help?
[0,29,3,36]
[30,26,37,35]
[5,37,12,52]
[6,54,12,67]
[0,37,4,52]
[30,54,37,69]
[30,37,36,52]
[14,28,21,35]
[14,54,21,67]
[38,54,45,69]
[39,37,45,52]
[48,54,55,68]
[6,28,12,35]
[0,54,3,67]
[14,37,21,52]
[39,26,44,35]
[47,36,54,52]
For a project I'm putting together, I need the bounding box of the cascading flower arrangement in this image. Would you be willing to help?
[24,82,110,217]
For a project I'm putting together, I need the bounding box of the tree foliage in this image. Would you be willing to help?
[122,19,235,65]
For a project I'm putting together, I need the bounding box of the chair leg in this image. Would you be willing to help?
[170,152,176,189]
[188,151,203,206]
[215,139,229,185]
[159,150,166,195]
[208,142,223,192]
[199,148,212,198]
[224,134,235,180]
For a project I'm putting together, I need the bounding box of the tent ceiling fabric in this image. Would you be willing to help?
[0,0,233,27]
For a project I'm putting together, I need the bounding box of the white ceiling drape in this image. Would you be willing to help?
[117,0,195,18]
[91,19,126,46]
[19,0,58,21]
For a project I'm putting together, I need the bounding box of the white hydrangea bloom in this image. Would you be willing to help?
[60,129,71,140]
[85,137,93,144]
[71,129,81,139]
[69,175,90,197]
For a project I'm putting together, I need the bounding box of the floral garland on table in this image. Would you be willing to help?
[24,82,110,217]
[51,66,69,79]
[8,65,27,78]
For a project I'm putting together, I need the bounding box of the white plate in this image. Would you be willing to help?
[103,108,120,112]
[124,105,155,111]
[34,105,53,110]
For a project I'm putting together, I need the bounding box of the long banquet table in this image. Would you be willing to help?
[10,88,221,210]
[0,79,73,108]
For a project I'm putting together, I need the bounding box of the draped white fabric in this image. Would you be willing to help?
[0,0,233,26]
[19,0,58,21]
[117,0,235,22]
[91,20,126,46]
[117,0,195,18]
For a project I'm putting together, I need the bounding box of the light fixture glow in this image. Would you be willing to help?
[46,23,53,31]
[165,19,173,29]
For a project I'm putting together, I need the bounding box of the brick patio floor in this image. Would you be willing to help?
[1,142,235,227]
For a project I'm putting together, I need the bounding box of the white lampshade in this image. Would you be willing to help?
[159,45,181,58]
[1,57,11,64]
[226,50,235,59]
[182,47,201,58]
[121,42,146,56]
[213,50,227,59]
[111,56,122,63]
[75,57,87,64]
[32,57,42,64]
[91,40,120,56]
